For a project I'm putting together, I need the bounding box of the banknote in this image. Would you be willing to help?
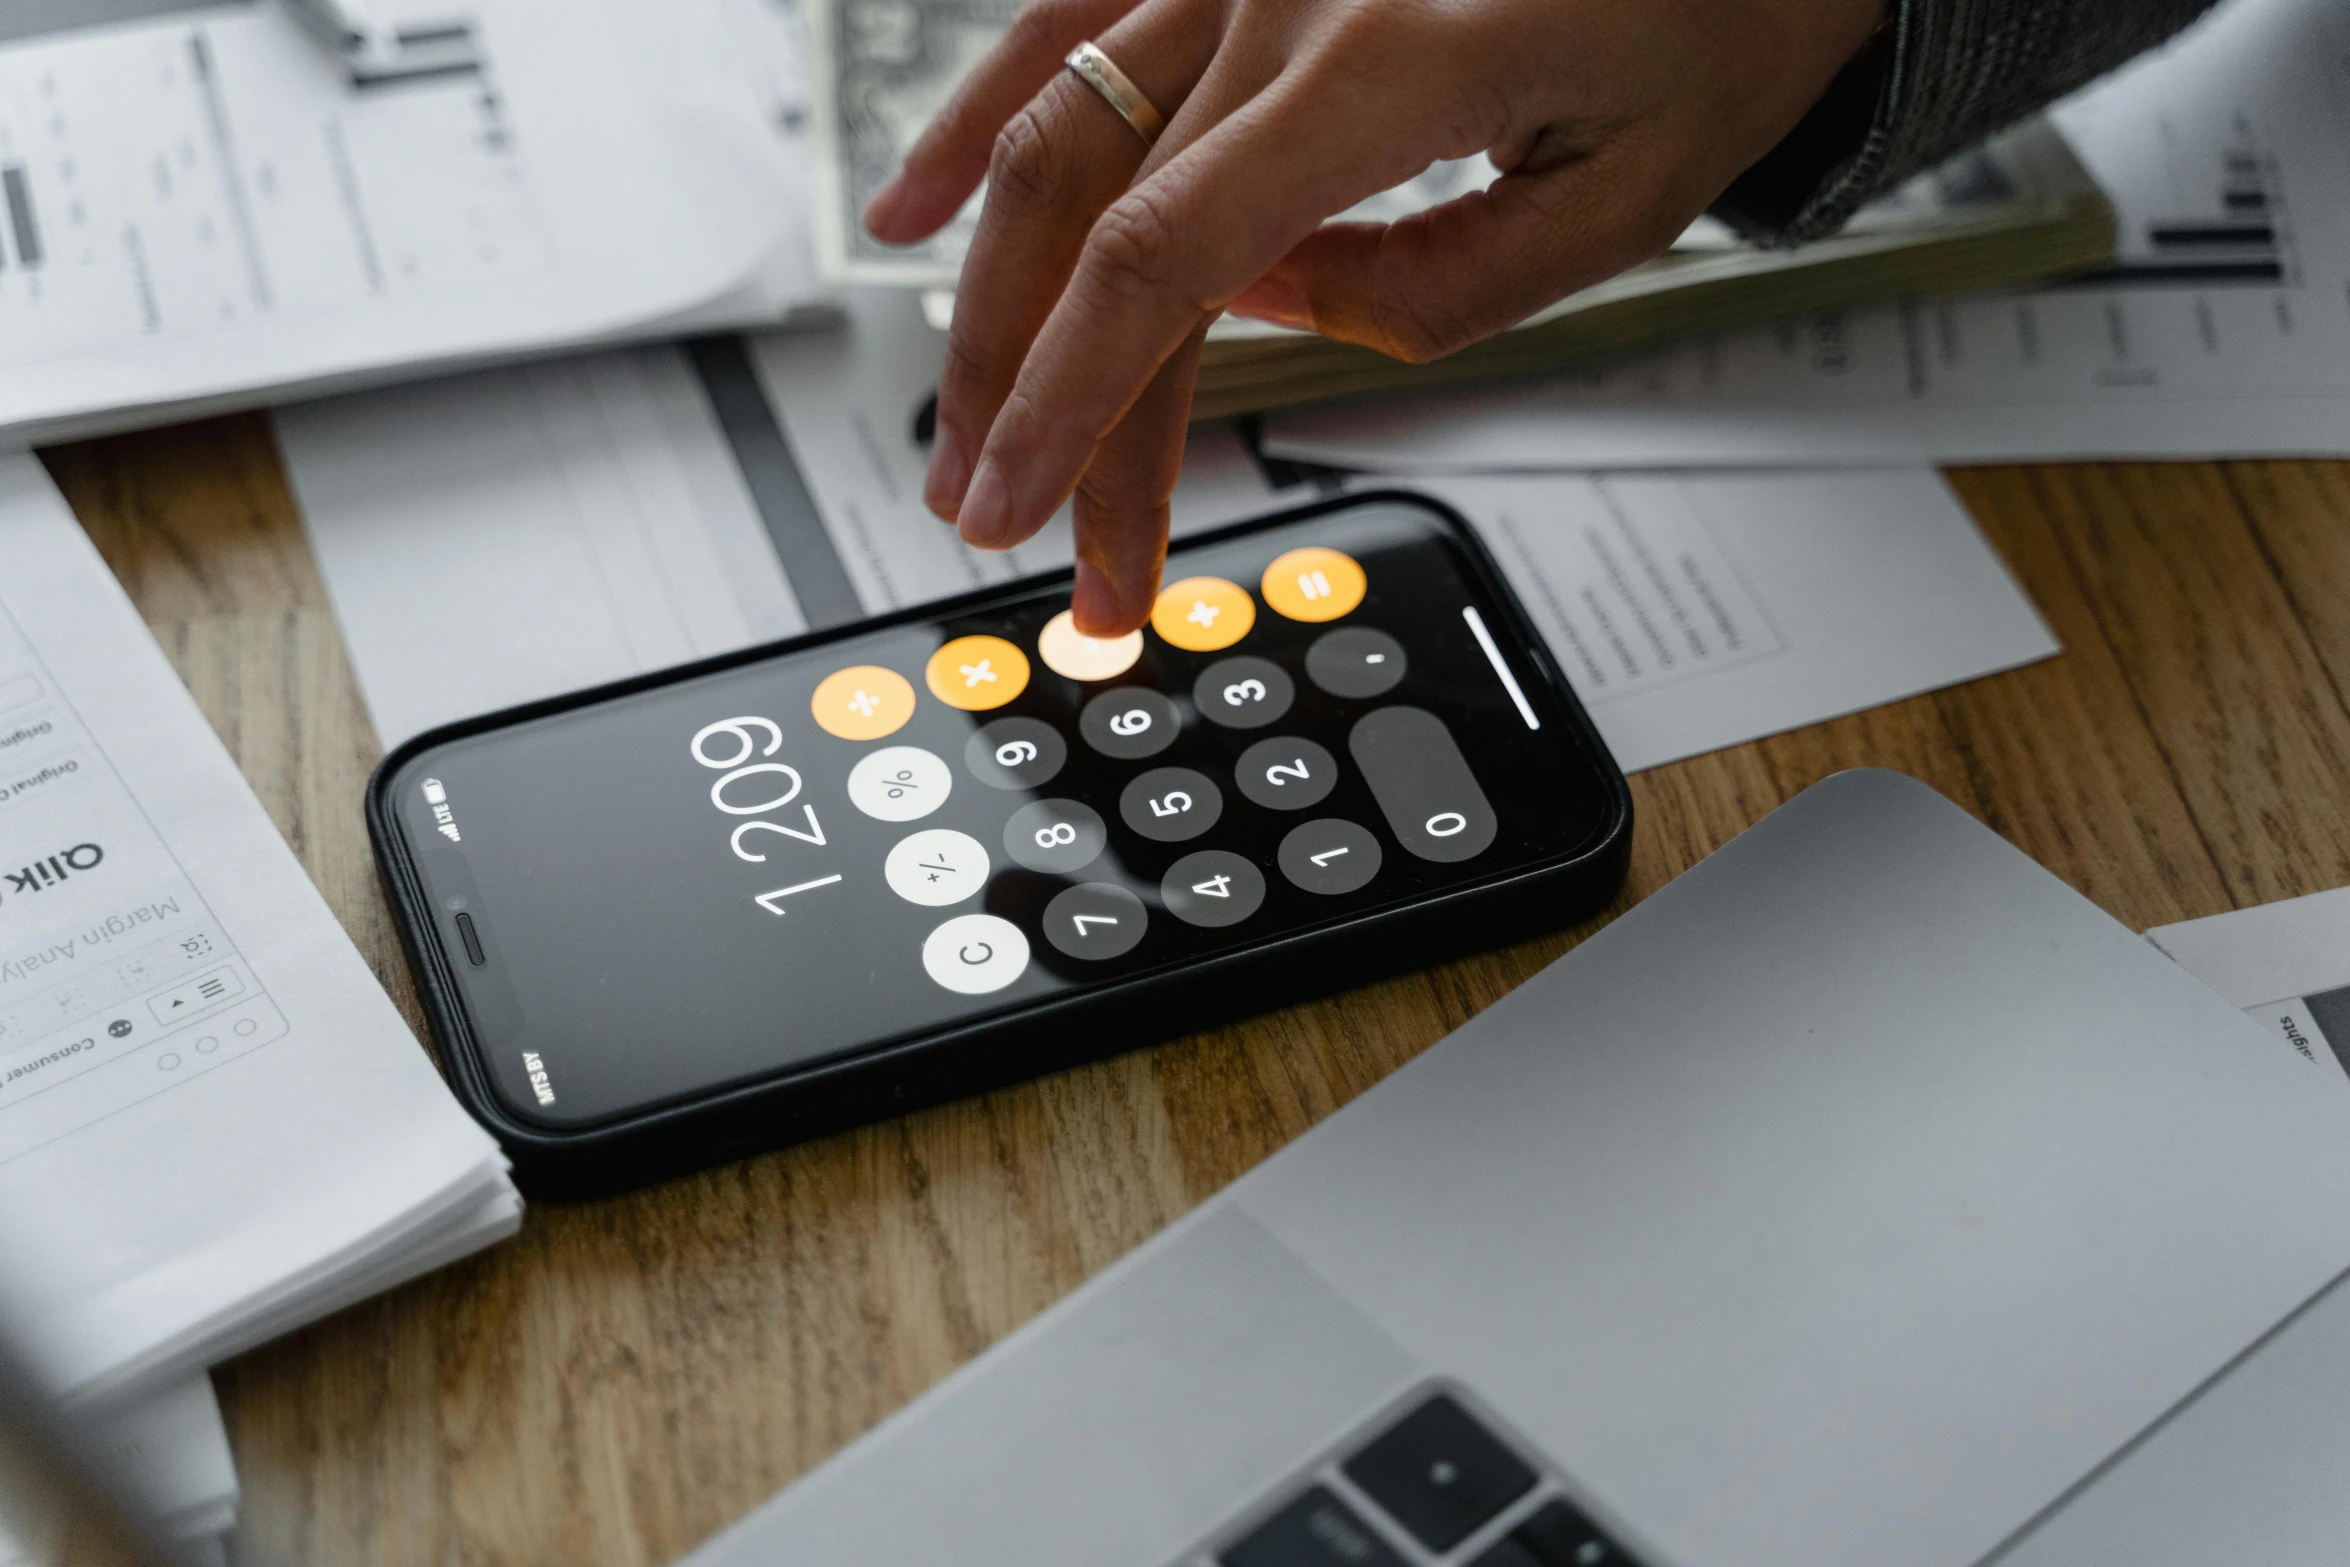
[809,0,1498,286]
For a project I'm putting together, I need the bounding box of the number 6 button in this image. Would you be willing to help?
[1235,737,1338,811]
[1120,767,1223,842]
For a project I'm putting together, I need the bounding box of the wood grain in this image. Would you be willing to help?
[35,420,2350,1566]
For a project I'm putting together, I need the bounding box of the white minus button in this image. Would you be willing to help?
[1462,606,1540,731]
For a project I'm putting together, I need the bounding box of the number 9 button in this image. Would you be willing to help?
[965,716,1066,790]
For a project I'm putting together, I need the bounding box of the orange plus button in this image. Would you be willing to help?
[810,664,916,741]
[1151,576,1255,652]
[1261,547,1366,622]
[926,634,1030,710]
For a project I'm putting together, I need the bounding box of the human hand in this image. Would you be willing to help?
[865,0,1886,633]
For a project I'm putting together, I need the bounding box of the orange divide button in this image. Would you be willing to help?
[1151,576,1256,652]
[1261,547,1365,623]
[810,665,917,741]
[926,635,1031,710]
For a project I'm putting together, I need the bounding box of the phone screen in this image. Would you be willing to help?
[384,499,1619,1128]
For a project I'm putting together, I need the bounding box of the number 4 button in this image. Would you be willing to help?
[1161,850,1266,929]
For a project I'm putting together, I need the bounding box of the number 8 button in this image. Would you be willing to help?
[1119,767,1223,842]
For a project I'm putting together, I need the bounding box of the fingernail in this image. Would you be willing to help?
[1070,558,1127,636]
[863,179,907,237]
[924,426,970,521]
[958,459,1012,548]
[1229,275,1314,332]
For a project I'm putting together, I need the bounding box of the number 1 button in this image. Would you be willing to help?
[1278,819,1383,896]
[1043,884,1147,959]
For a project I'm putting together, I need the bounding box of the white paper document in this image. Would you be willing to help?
[2150,886,2350,1086]
[0,454,518,1409]
[0,0,821,445]
[0,1374,238,1565]
[1263,0,2350,472]
[1418,470,2058,771]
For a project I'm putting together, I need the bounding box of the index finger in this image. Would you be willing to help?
[953,65,1440,546]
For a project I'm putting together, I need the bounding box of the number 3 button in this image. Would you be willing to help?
[1119,767,1223,842]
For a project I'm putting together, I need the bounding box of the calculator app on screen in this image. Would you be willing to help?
[376,495,1629,1180]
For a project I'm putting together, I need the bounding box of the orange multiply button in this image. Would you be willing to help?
[1151,576,1256,651]
[1261,547,1366,623]
[926,635,1030,710]
[810,665,916,740]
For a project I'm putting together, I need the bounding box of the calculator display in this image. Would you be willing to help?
[387,499,1620,1128]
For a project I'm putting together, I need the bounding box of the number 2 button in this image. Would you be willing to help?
[1235,737,1339,811]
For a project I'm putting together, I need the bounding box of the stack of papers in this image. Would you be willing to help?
[0,0,828,446]
[1259,0,2350,470]
[0,456,520,1559]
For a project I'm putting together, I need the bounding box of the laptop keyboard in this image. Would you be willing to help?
[1197,1388,1641,1567]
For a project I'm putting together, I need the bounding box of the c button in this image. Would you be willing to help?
[922,914,1030,995]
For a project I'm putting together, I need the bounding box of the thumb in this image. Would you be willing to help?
[1225,153,1689,364]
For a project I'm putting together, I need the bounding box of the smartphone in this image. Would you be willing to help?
[369,492,1633,1195]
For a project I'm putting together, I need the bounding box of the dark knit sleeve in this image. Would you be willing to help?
[1711,0,2222,246]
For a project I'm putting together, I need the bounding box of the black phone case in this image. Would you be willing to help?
[367,491,1634,1197]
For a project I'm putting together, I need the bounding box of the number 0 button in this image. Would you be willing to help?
[1080,687,1179,759]
[1120,767,1223,842]
[1043,883,1147,959]
[1235,737,1339,811]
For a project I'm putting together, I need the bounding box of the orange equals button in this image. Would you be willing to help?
[1262,547,1365,622]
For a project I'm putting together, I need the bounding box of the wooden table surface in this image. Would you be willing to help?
[37,417,2350,1565]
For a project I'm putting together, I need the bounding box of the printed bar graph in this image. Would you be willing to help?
[1,168,38,270]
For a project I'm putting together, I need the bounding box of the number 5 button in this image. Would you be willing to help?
[1119,767,1223,842]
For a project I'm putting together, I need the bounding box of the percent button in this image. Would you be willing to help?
[847,745,951,822]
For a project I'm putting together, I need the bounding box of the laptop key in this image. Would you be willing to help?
[1221,1486,1408,1567]
[1474,1498,1625,1566]
[1342,1393,1536,1552]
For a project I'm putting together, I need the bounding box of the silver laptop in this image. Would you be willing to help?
[685,771,2350,1567]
